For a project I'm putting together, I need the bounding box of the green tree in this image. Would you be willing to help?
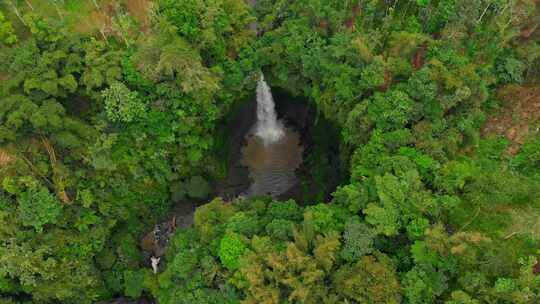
[123,270,146,298]
[403,265,449,304]
[331,183,369,214]
[445,291,481,304]
[333,254,401,303]
[340,218,375,262]
[226,211,261,237]
[17,184,62,233]
[496,56,525,84]
[101,82,146,123]
[219,232,248,270]
[132,21,220,96]
[0,11,17,45]
[80,39,124,94]
[265,219,294,241]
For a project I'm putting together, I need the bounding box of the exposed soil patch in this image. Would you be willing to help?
[482,85,540,154]
[140,200,198,259]
[126,0,152,32]
[0,149,15,167]
[505,207,540,241]
[74,9,112,35]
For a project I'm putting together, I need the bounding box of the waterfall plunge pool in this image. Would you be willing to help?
[216,79,345,204]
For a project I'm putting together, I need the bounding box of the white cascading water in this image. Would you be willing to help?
[254,74,284,144]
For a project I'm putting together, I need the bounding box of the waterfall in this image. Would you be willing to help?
[254,74,284,144]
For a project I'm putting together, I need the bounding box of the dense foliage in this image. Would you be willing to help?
[1,0,539,303]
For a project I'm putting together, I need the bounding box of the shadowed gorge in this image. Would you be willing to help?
[217,83,343,203]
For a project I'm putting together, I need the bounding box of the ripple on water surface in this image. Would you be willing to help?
[241,127,303,197]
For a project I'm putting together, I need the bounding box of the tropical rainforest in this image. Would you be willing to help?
[1,0,540,303]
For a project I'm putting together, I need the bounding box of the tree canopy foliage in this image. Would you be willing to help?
[0,0,539,303]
